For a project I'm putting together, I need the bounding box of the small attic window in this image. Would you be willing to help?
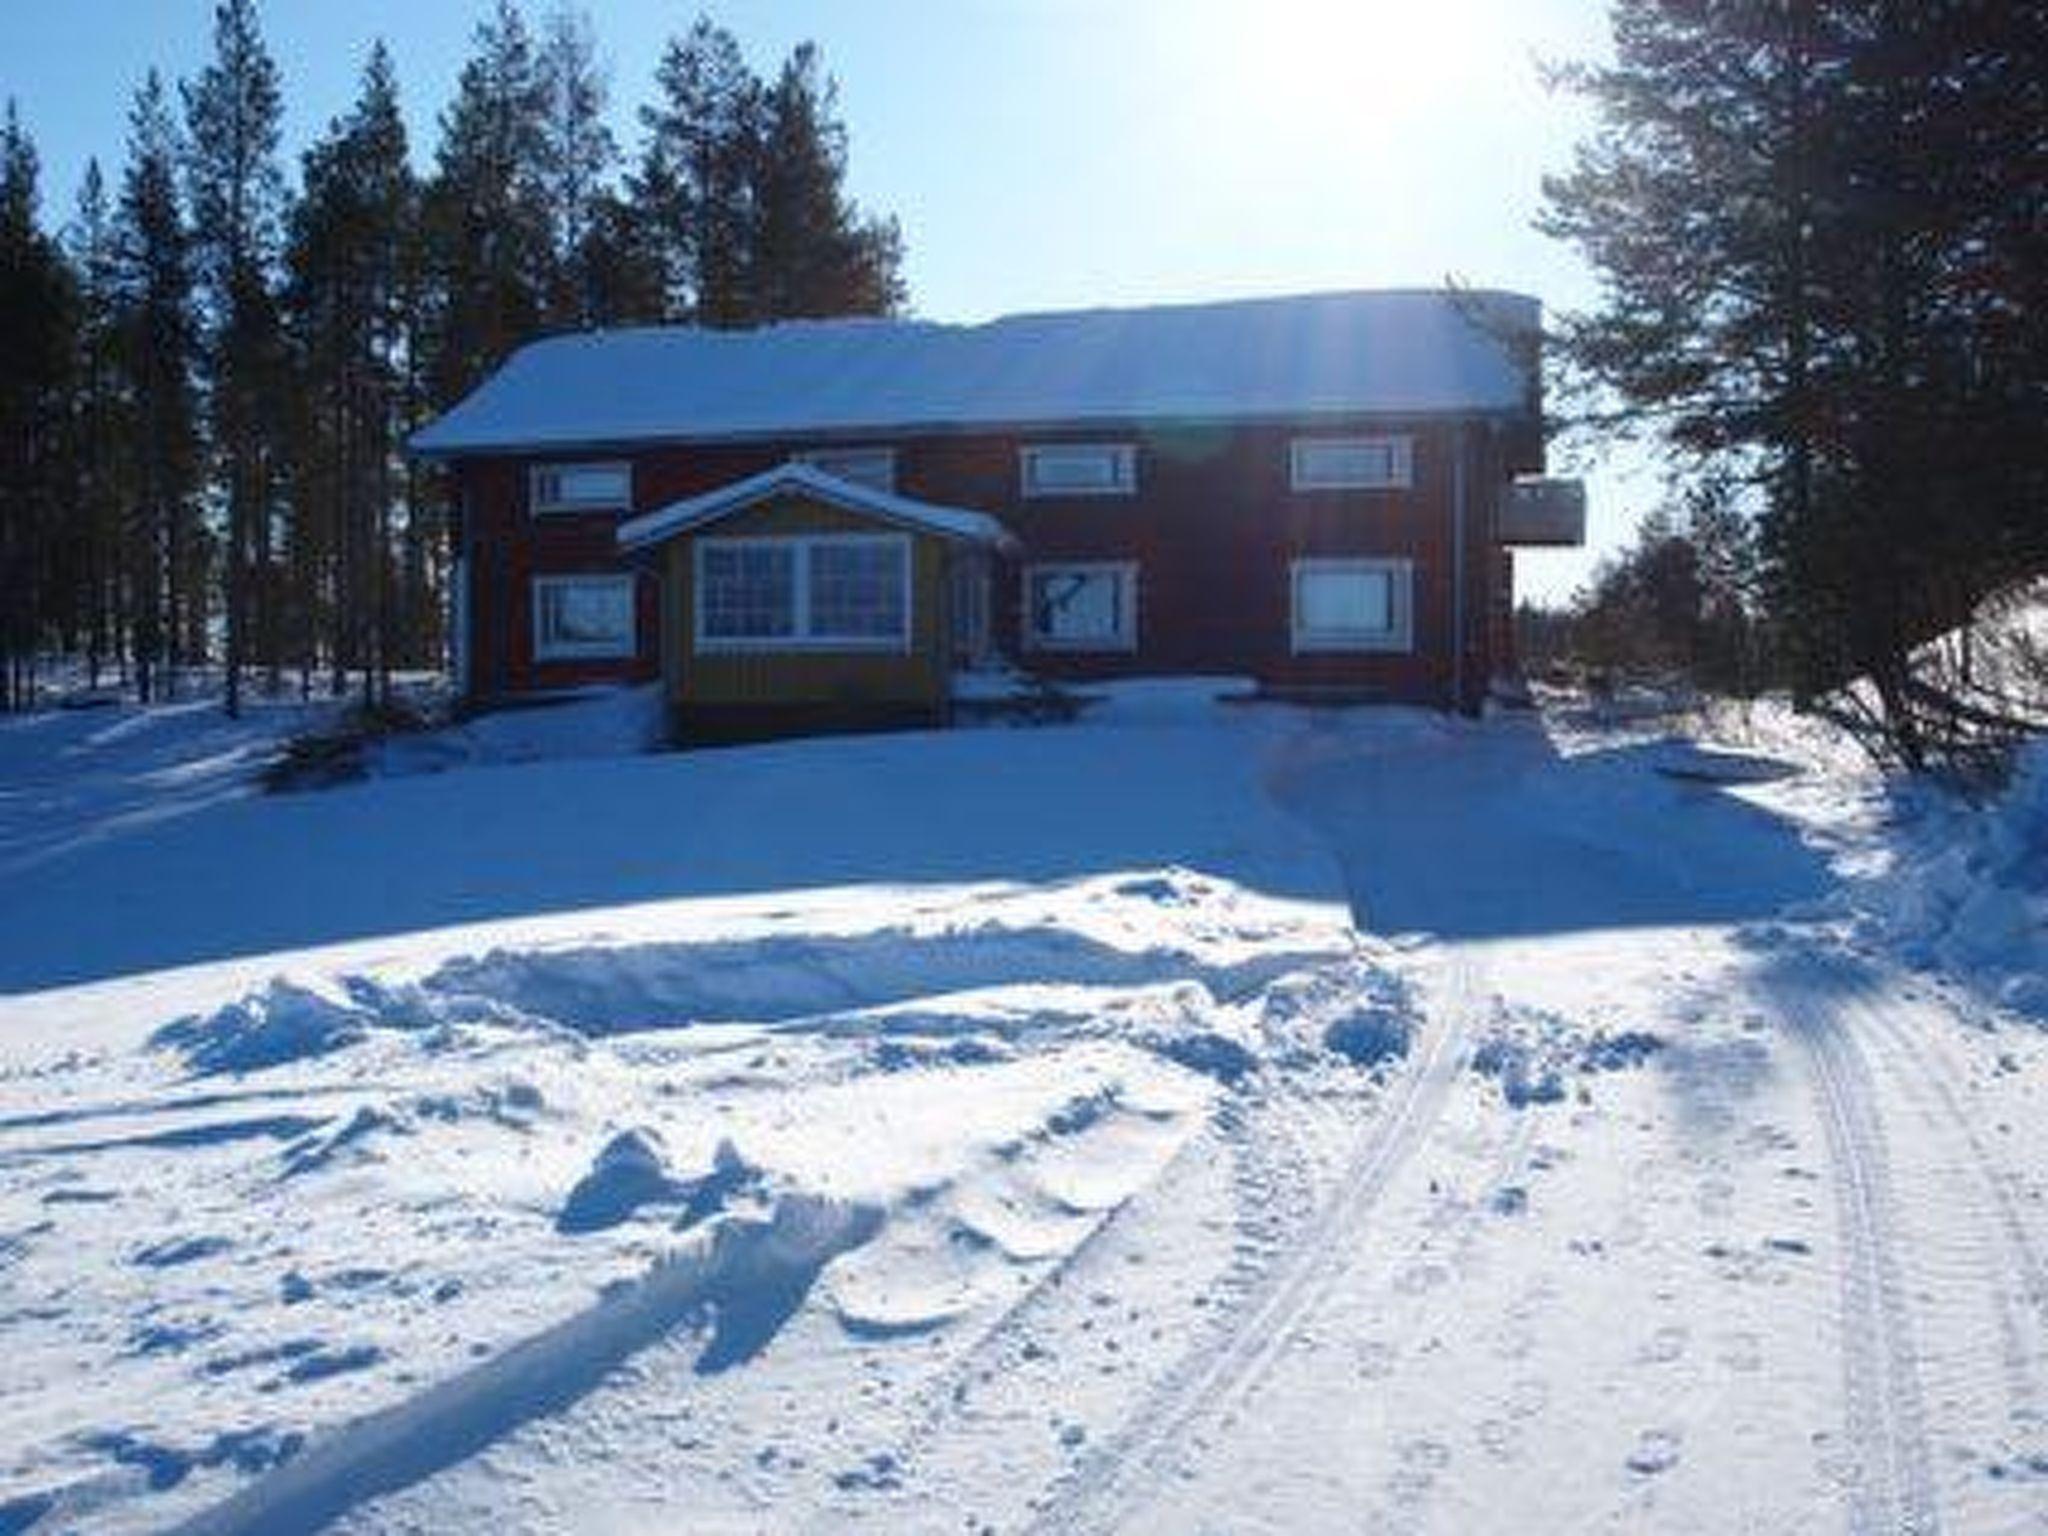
[1021,444,1137,498]
[531,461,633,514]
[793,447,897,492]
[1290,435,1414,491]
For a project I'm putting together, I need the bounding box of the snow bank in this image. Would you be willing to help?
[147,870,1364,1077]
[1857,736,2048,1015]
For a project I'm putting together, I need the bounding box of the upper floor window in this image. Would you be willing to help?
[792,447,898,492]
[531,461,633,514]
[1021,443,1137,498]
[1289,435,1413,492]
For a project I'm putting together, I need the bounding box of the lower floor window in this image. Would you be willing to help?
[1024,562,1136,650]
[1291,558,1413,652]
[696,534,911,649]
[533,574,636,660]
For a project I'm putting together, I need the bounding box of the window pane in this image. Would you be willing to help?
[536,463,632,509]
[1298,569,1392,634]
[809,541,907,639]
[1292,436,1412,490]
[537,578,634,657]
[700,544,795,639]
[1024,445,1134,496]
[1031,569,1125,641]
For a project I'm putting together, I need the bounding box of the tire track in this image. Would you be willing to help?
[1031,946,1485,1535]
[1773,971,1942,1535]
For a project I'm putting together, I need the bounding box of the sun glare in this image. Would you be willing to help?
[1224,0,1504,146]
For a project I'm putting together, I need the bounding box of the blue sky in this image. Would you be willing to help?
[1,0,1654,601]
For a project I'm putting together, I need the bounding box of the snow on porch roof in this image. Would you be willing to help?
[617,461,1014,551]
[410,288,1541,457]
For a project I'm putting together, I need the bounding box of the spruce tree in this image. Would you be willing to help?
[185,0,287,714]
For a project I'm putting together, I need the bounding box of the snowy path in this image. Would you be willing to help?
[1016,715,2048,1534]
[1033,948,1485,1533]
[5,690,2047,1533]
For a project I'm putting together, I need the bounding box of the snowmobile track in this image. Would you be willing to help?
[1776,976,1942,1536]
[1032,947,1485,1535]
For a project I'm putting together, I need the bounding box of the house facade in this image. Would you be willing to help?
[411,289,1583,733]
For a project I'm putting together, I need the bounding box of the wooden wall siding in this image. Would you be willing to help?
[456,414,1542,711]
[456,455,661,697]
[665,493,951,710]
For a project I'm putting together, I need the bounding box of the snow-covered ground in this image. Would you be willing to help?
[1,682,2043,1533]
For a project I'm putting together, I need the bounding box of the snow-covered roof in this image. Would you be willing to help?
[617,462,1013,551]
[410,288,1540,457]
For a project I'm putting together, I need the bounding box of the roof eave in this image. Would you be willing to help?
[409,399,1539,464]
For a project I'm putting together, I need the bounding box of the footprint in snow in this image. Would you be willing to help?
[1476,1418,1521,1462]
[132,1234,231,1268]
[1637,1323,1689,1365]
[1716,1330,1763,1373]
[1491,1321,1535,1361]
[1506,1377,1550,1420]
[1355,1340,1398,1380]
[1627,1429,1682,1475]
[1694,1178,1736,1219]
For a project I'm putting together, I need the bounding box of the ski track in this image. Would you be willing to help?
[1835,976,2048,1514]
[1846,987,2048,1341]
[1774,971,1943,1535]
[800,1077,1322,1534]
[1031,946,1484,1535]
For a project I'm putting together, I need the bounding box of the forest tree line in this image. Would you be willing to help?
[0,0,904,713]
[1538,0,2047,771]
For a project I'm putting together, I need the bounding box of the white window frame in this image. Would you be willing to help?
[1290,558,1414,654]
[693,533,913,654]
[791,446,898,493]
[1020,443,1138,499]
[530,461,634,515]
[1022,561,1139,653]
[532,573,638,661]
[1289,435,1414,492]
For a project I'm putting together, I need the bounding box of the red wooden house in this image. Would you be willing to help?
[410,288,1583,736]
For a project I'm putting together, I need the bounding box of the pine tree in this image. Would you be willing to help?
[0,104,76,710]
[534,6,622,328]
[113,72,203,704]
[632,15,761,324]
[67,160,129,688]
[750,43,904,321]
[1541,0,2048,767]
[287,42,414,702]
[422,0,551,408]
[185,0,287,715]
